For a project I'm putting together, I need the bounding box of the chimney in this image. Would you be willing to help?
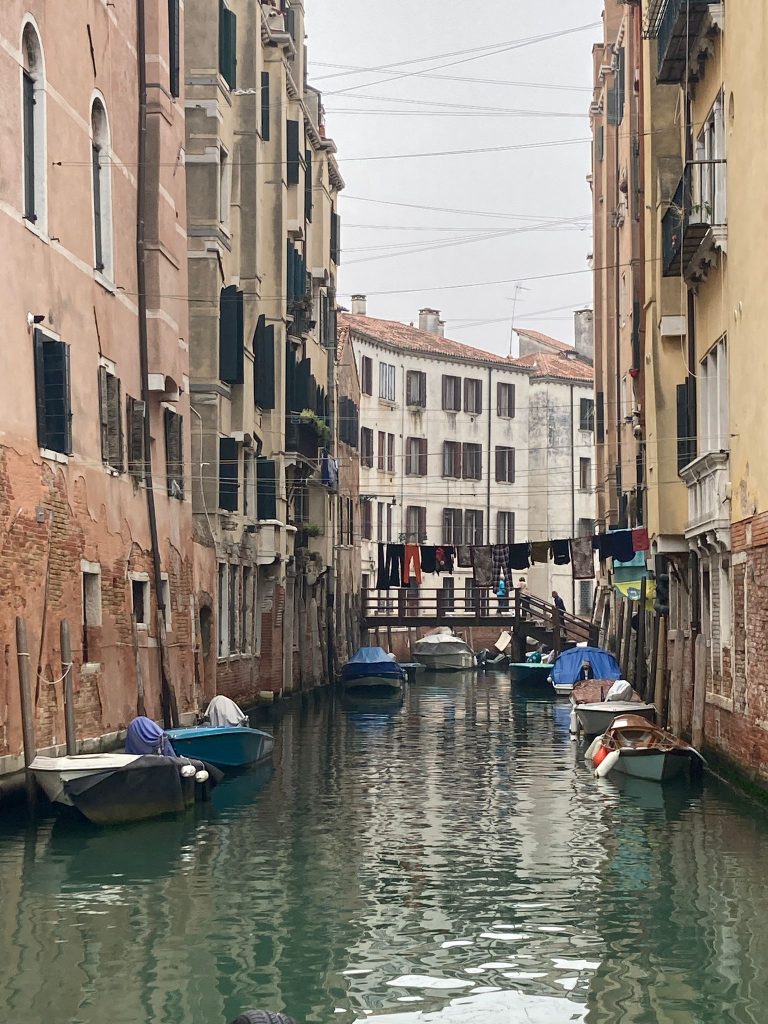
[351,294,367,316]
[574,308,594,364]
[418,308,441,335]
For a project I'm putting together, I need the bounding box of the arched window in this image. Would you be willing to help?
[21,22,46,228]
[91,99,113,280]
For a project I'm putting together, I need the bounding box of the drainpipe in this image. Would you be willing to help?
[136,0,178,728]
[570,383,576,613]
[486,366,492,543]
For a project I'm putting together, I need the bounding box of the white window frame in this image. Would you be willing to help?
[90,95,114,283]
[129,571,150,630]
[81,560,102,628]
[20,20,47,234]
[379,361,396,402]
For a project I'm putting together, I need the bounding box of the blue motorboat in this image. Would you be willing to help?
[340,647,406,695]
[166,696,274,769]
[550,645,622,698]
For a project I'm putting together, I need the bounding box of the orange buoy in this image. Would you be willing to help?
[593,745,609,767]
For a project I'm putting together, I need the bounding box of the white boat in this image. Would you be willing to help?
[30,754,143,805]
[588,715,705,782]
[570,679,656,736]
[29,751,220,824]
[413,630,475,672]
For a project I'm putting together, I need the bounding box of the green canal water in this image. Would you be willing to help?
[1,673,768,1024]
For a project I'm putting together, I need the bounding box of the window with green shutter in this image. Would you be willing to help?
[98,366,123,471]
[219,285,244,385]
[304,148,313,222]
[218,0,236,89]
[218,437,239,512]
[256,457,277,520]
[286,119,300,185]
[127,396,146,482]
[33,330,72,454]
[254,315,276,410]
[260,72,270,140]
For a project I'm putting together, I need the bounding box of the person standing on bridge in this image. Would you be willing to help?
[552,590,566,614]
[517,577,531,618]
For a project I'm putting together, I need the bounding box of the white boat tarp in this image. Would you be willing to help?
[605,679,634,701]
[205,695,248,728]
[413,634,473,654]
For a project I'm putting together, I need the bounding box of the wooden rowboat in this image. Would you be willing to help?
[570,680,656,736]
[588,714,704,782]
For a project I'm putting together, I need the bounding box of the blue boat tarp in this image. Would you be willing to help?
[550,646,622,686]
[126,716,176,756]
[341,647,405,682]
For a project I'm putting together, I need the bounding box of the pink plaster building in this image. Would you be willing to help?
[0,1,212,777]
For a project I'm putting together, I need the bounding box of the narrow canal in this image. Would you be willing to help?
[1,673,768,1024]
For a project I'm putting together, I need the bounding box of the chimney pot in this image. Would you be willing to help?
[418,307,441,335]
[351,294,367,316]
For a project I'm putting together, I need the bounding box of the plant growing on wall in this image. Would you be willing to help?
[299,408,331,446]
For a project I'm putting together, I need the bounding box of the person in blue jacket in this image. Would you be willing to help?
[496,576,509,614]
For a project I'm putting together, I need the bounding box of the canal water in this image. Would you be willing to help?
[1,673,768,1024]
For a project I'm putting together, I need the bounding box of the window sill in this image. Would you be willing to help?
[94,270,116,294]
[24,218,49,245]
[378,398,397,408]
[40,448,70,464]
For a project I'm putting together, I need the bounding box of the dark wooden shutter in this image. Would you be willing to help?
[261,72,270,140]
[108,375,123,469]
[256,457,277,520]
[676,383,686,473]
[218,437,239,511]
[164,409,184,498]
[219,285,244,384]
[127,396,146,480]
[33,329,47,448]
[218,2,236,88]
[304,148,313,222]
[92,144,104,270]
[509,447,515,483]
[331,211,341,264]
[168,0,180,97]
[23,72,35,221]
[495,446,504,482]
[99,366,110,463]
[254,316,276,409]
[419,438,427,476]
[596,390,605,442]
[286,120,300,185]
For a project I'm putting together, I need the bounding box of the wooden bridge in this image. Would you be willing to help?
[361,588,598,659]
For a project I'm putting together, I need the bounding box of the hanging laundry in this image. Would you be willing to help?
[376,543,404,589]
[420,546,437,574]
[471,546,493,588]
[402,544,422,586]
[530,541,550,565]
[551,539,571,566]
[632,527,650,552]
[597,530,635,563]
[491,544,510,586]
[456,545,472,568]
[570,537,595,580]
[509,542,531,570]
[435,545,455,574]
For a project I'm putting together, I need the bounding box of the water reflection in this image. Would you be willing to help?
[0,679,766,1023]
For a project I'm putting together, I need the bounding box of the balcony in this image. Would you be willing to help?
[646,0,719,85]
[681,450,730,545]
[662,161,726,281]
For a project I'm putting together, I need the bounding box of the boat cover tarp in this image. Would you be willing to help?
[126,716,176,756]
[205,695,248,728]
[550,646,622,686]
[606,679,634,701]
[341,647,404,681]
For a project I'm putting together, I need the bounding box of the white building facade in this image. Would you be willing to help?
[340,304,596,617]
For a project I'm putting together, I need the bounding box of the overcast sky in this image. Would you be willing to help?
[307,0,604,354]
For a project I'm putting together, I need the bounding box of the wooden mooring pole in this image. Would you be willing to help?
[60,620,77,756]
[15,617,37,808]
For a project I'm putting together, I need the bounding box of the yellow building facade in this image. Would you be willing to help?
[643,0,768,786]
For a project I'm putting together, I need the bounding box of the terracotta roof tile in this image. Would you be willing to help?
[515,327,575,353]
[513,351,594,383]
[338,312,519,368]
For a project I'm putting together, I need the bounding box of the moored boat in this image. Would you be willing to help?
[29,752,220,824]
[571,679,656,736]
[550,645,622,699]
[341,647,406,694]
[509,662,553,687]
[166,696,274,769]
[412,630,475,672]
[587,714,704,782]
